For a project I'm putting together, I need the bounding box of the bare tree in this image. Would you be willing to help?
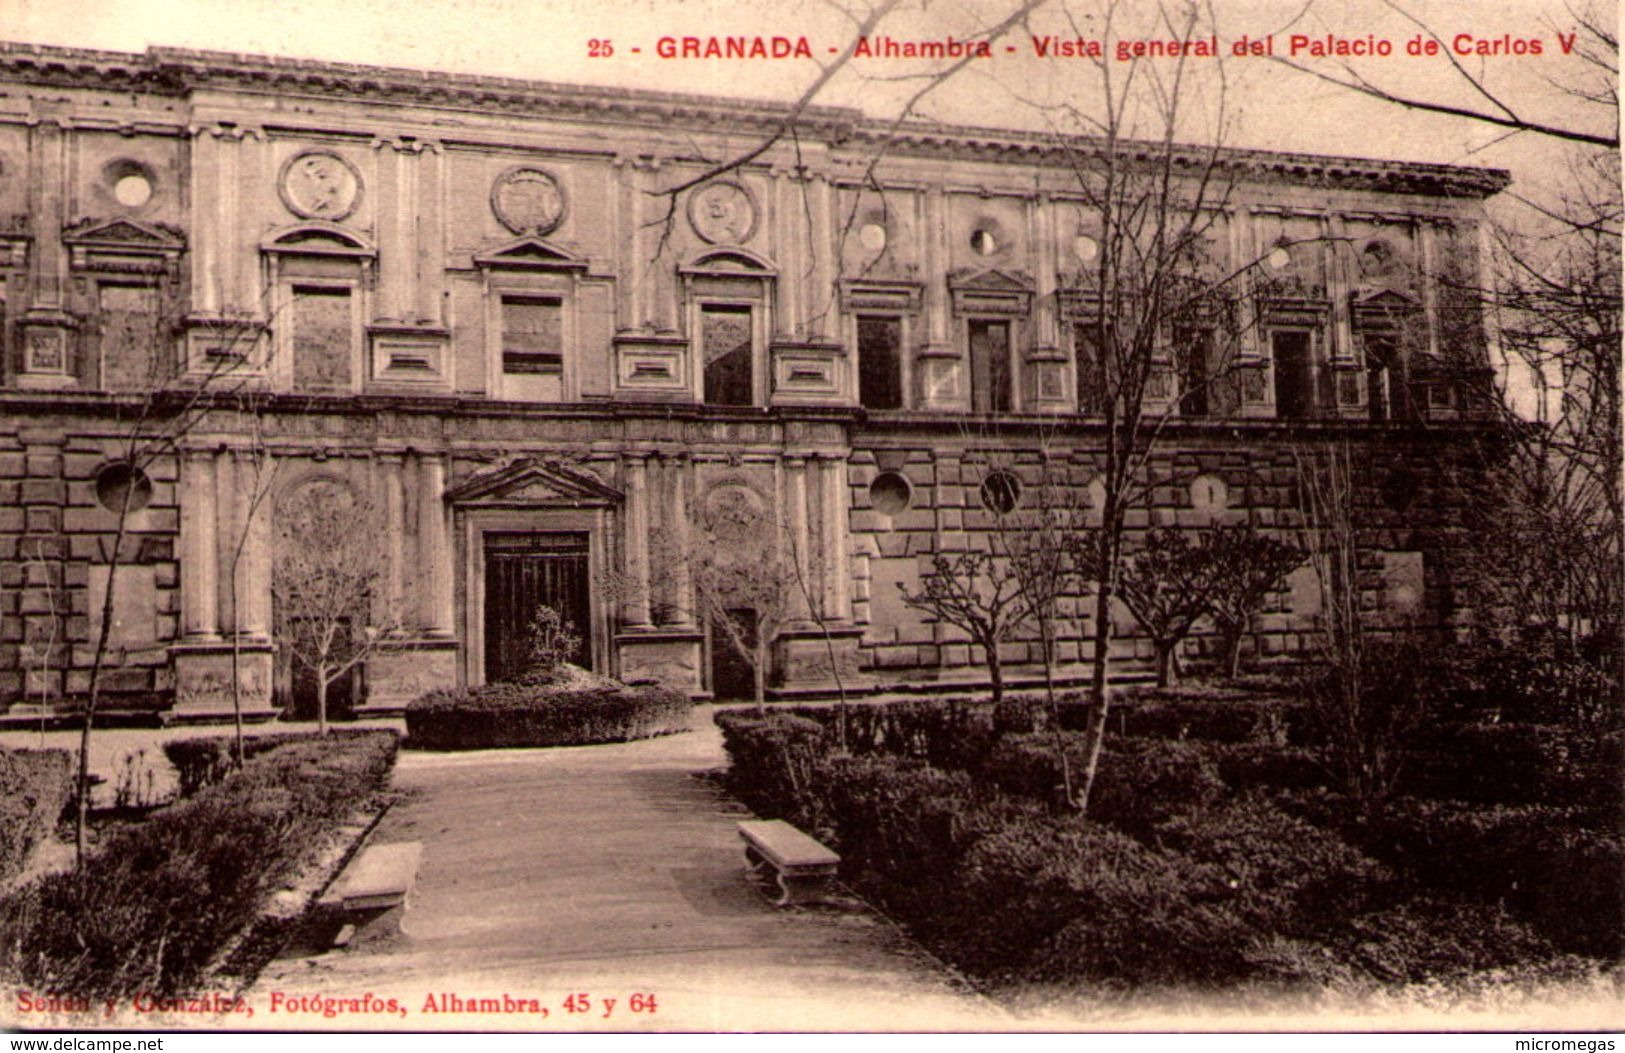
[70,291,271,868]
[898,545,1035,705]
[271,480,400,734]
[1271,0,1618,149]
[1204,525,1308,679]
[1033,0,1283,813]
[1111,528,1219,689]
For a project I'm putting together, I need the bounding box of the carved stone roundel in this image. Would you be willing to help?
[279,150,362,221]
[688,180,757,245]
[492,167,567,235]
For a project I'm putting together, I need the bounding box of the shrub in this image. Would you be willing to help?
[0,731,398,1000]
[405,680,690,750]
[984,734,1227,831]
[1052,690,1318,746]
[1362,798,1624,958]
[0,748,72,884]
[949,813,1251,984]
[1402,721,1620,810]
[1330,898,1559,984]
[713,711,830,826]
[1212,743,1329,795]
[163,732,370,799]
[1151,796,1391,932]
[766,699,999,772]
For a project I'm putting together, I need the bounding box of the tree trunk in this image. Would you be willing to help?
[1223,624,1244,680]
[1154,639,1177,688]
[316,669,330,736]
[753,631,768,717]
[76,502,132,869]
[1075,531,1122,816]
[986,638,1005,704]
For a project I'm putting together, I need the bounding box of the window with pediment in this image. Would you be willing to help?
[475,237,589,403]
[681,249,776,407]
[262,224,375,393]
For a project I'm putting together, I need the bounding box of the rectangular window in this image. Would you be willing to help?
[99,284,159,391]
[1178,328,1211,417]
[702,304,754,406]
[968,320,1012,413]
[1271,330,1315,419]
[501,296,564,375]
[291,286,354,392]
[1074,323,1104,414]
[857,315,903,410]
[1365,337,1397,422]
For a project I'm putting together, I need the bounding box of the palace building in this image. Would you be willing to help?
[0,43,1507,718]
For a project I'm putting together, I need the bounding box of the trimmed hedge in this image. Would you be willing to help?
[1360,797,1624,958]
[0,748,72,885]
[405,680,690,750]
[715,708,1581,988]
[163,732,363,799]
[0,731,398,1000]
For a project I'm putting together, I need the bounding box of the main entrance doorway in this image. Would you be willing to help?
[483,531,591,683]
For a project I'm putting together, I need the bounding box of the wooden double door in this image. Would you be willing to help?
[483,531,592,683]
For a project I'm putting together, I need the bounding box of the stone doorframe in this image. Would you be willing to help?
[443,458,622,687]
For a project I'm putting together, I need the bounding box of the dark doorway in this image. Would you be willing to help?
[1272,330,1315,419]
[287,618,358,722]
[484,532,591,683]
[709,608,758,701]
[968,320,1012,412]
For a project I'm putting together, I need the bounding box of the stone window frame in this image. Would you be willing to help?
[483,271,580,403]
[680,249,778,407]
[261,223,377,394]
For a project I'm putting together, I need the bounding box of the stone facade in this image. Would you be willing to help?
[0,43,1507,714]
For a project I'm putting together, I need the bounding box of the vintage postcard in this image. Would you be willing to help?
[0,0,1618,1037]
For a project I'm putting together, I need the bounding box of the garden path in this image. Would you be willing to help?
[249,706,1003,1031]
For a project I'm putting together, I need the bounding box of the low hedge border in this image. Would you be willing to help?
[405,681,691,750]
[163,731,379,799]
[714,710,1575,988]
[0,730,399,1000]
[0,748,72,885]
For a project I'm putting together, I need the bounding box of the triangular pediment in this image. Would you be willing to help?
[64,218,185,249]
[444,457,622,506]
[474,236,589,271]
[948,266,1034,292]
[1352,285,1420,308]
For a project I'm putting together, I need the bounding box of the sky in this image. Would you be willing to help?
[1,0,1615,199]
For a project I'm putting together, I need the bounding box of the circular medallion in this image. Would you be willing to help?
[279,150,362,221]
[688,181,758,245]
[702,481,767,542]
[492,166,568,235]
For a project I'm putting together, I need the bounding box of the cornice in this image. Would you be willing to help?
[0,40,1511,200]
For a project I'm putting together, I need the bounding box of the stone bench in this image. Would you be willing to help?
[317,840,423,946]
[737,819,840,907]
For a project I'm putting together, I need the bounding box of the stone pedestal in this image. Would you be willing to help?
[615,628,704,696]
[171,641,278,722]
[360,639,458,715]
[774,625,868,697]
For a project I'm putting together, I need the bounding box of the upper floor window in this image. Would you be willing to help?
[97,283,162,391]
[968,319,1012,413]
[1271,329,1317,419]
[501,296,564,377]
[702,304,755,406]
[291,285,359,393]
[1074,322,1104,415]
[1177,327,1214,418]
[857,315,903,410]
